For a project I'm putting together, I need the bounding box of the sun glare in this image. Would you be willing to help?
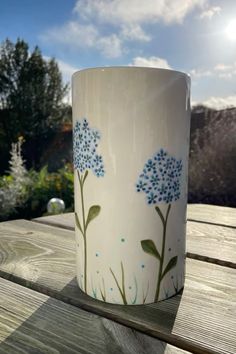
[225,19,236,40]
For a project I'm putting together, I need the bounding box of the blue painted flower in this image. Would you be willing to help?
[136,149,183,204]
[136,180,147,192]
[147,192,157,204]
[73,118,105,177]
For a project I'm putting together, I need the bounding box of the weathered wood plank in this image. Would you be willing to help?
[34,204,236,230]
[0,277,188,354]
[186,221,236,268]
[0,220,235,354]
[187,204,236,228]
[34,213,236,268]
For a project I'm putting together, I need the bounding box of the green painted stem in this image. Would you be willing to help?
[100,278,106,302]
[110,262,128,305]
[78,170,88,293]
[155,203,171,302]
[121,262,127,304]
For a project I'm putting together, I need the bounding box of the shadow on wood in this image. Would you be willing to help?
[59,277,183,344]
[0,277,186,354]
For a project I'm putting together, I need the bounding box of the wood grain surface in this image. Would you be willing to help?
[0,277,189,354]
[187,204,236,228]
[34,212,236,268]
[0,219,235,354]
[186,221,236,268]
[34,204,236,230]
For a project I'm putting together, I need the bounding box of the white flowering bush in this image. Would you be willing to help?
[0,138,31,220]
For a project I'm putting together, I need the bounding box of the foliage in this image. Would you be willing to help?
[0,138,31,219]
[0,38,70,169]
[189,106,236,206]
[0,140,74,221]
[24,164,74,219]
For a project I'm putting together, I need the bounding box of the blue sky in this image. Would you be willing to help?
[1,0,236,108]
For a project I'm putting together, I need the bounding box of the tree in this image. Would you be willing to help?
[0,38,70,169]
[189,106,236,206]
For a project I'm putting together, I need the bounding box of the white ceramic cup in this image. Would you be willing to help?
[72,67,191,304]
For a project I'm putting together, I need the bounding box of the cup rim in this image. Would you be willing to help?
[72,66,190,81]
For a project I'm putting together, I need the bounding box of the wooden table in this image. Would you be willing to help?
[0,204,235,354]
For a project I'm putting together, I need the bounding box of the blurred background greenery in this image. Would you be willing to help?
[0,39,236,221]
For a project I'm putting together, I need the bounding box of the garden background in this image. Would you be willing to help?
[0,39,236,221]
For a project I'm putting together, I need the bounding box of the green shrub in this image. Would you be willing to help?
[25,164,74,218]
[0,161,74,221]
[0,137,74,221]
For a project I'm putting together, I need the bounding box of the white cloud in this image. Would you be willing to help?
[41,21,123,58]
[195,95,236,109]
[97,34,123,58]
[130,56,171,69]
[41,0,208,58]
[190,61,236,80]
[41,21,98,48]
[218,72,234,79]
[214,63,232,71]
[74,0,206,25]
[214,62,236,79]
[199,6,221,20]
[57,59,79,83]
[190,68,213,78]
[120,24,151,42]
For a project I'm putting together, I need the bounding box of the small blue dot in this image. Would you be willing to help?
[141,264,145,269]
[121,238,125,242]
[96,253,99,257]
[110,288,113,291]
[129,286,132,289]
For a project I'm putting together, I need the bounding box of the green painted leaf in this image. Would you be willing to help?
[141,239,161,260]
[161,256,178,280]
[75,212,83,234]
[85,205,101,229]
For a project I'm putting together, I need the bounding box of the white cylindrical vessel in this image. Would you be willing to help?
[72,67,191,305]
